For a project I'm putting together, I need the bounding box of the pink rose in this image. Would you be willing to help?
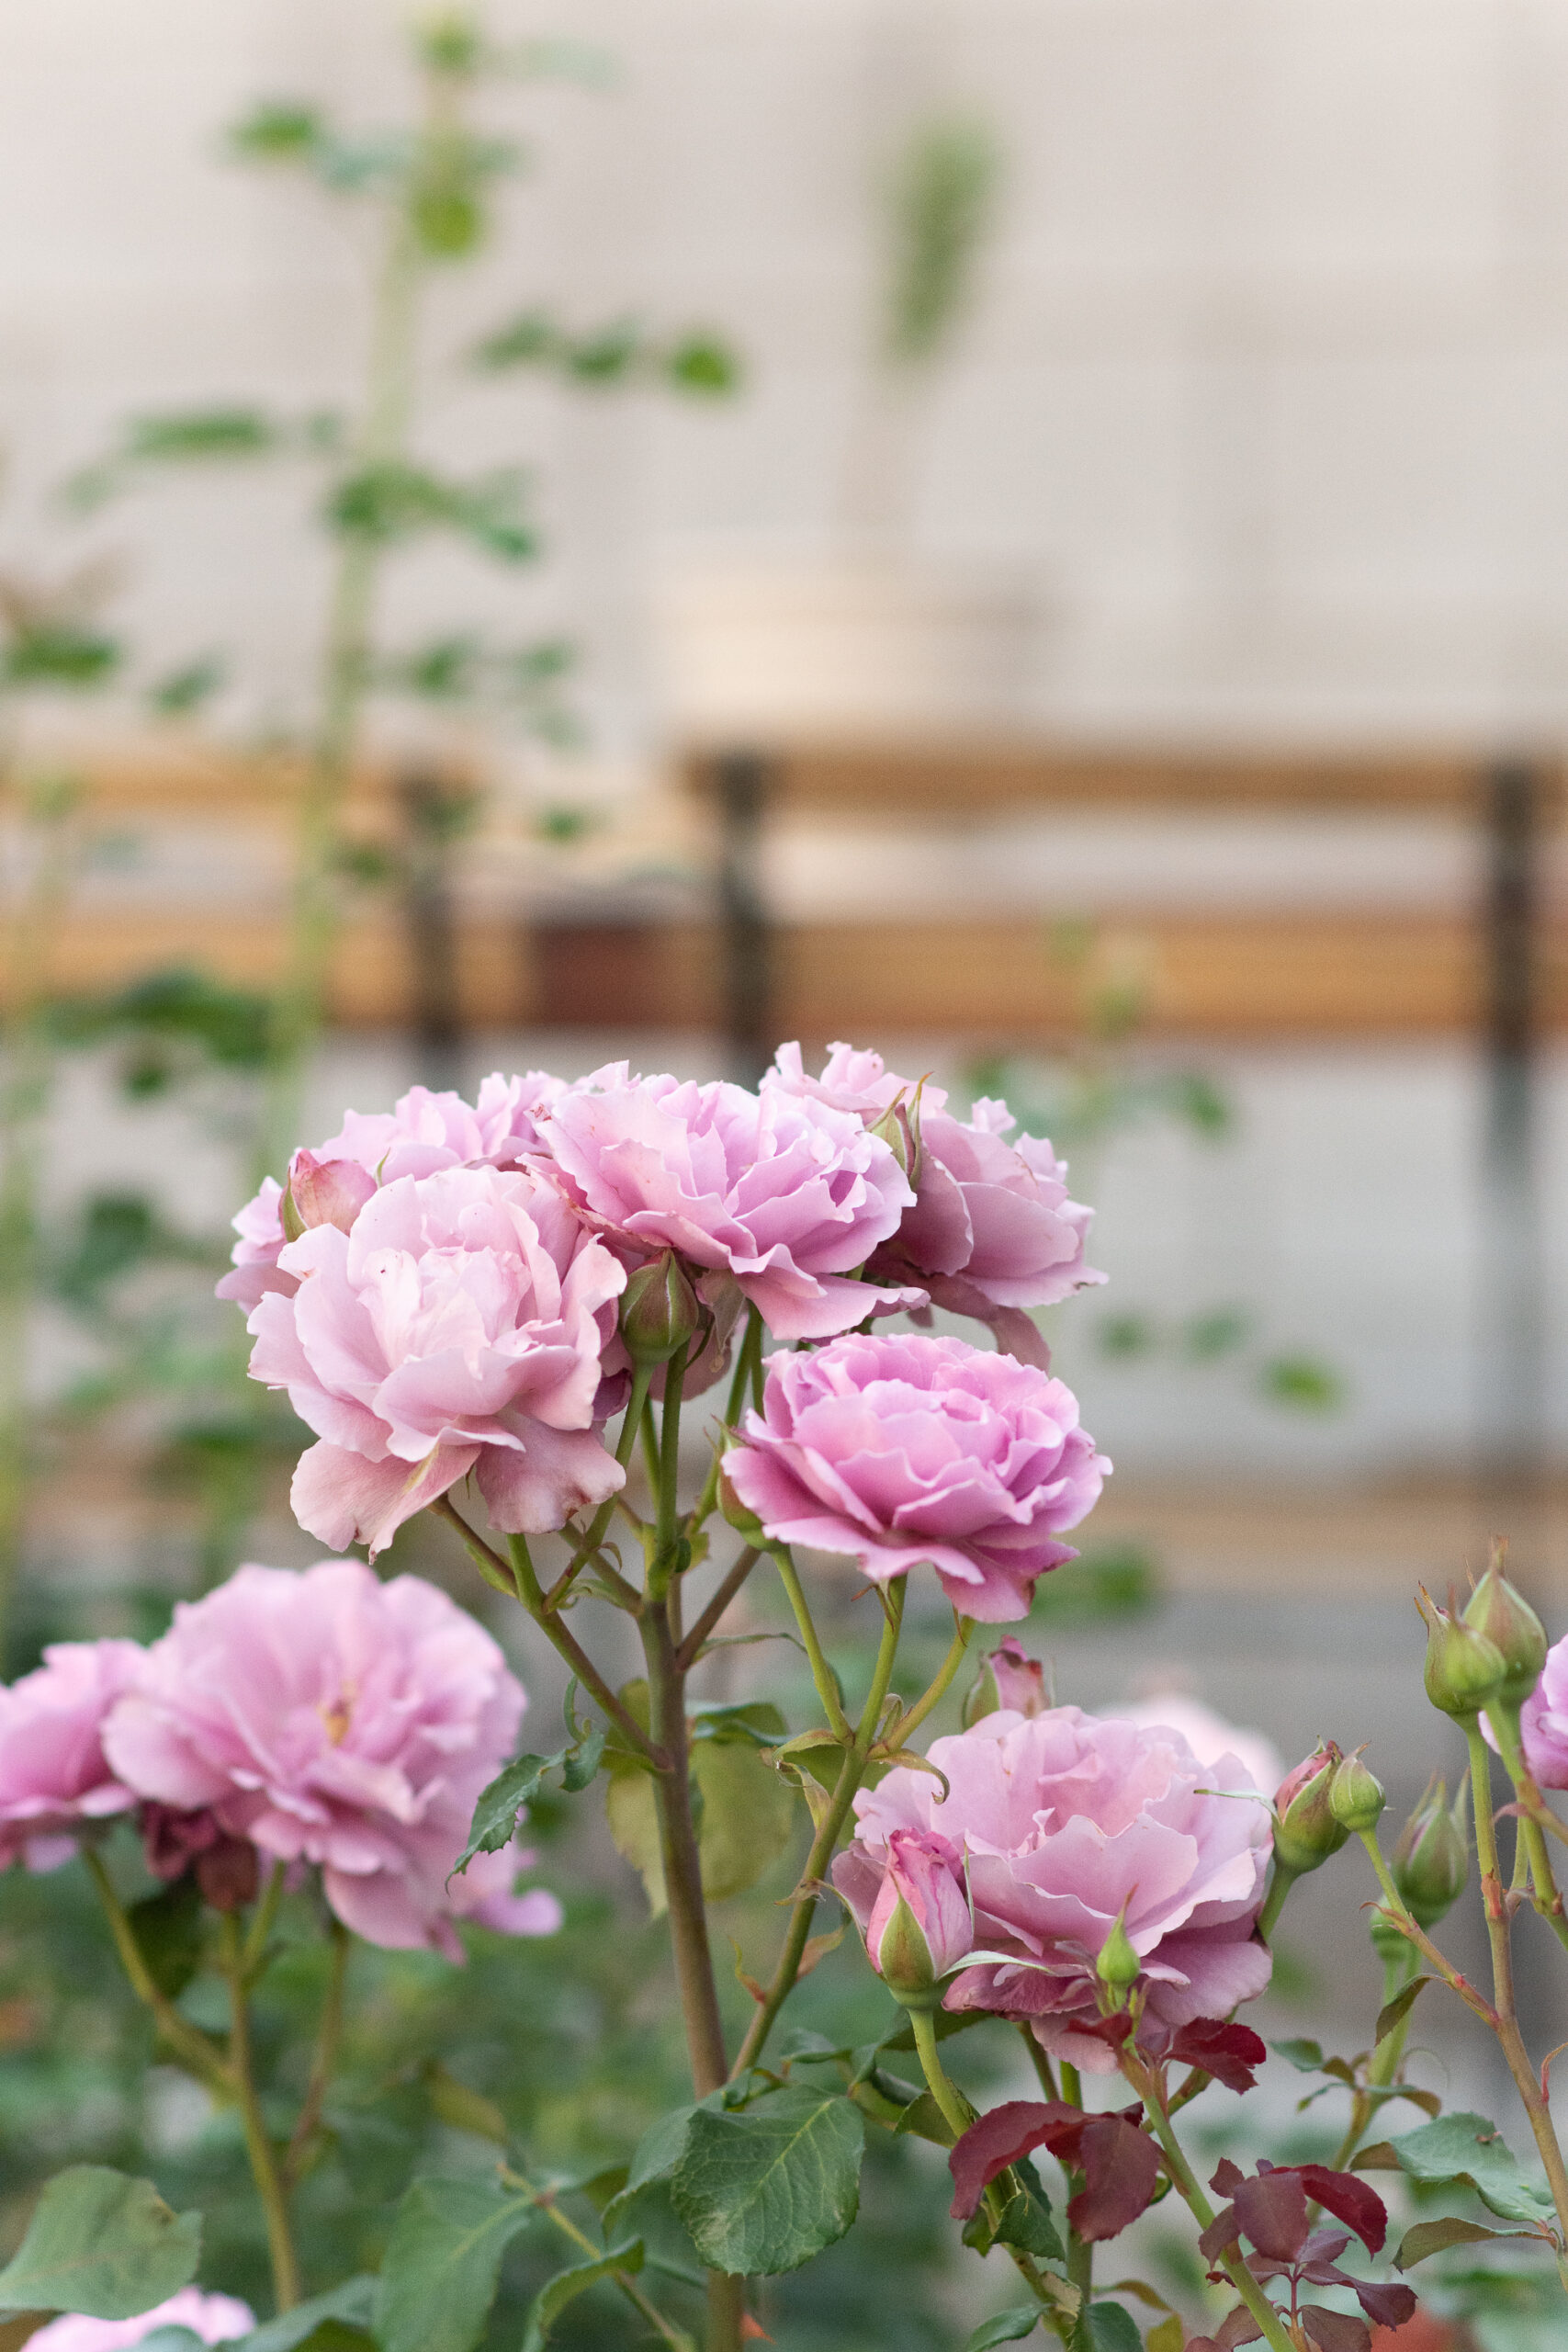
[1497,1630,1568,1789]
[768,1044,1104,1368]
[987,1634,1050,1719]
[245,1163,626,1555]
[723,1331,1109,1621]
[541,1064,924,1345]
[1104,1693,1282,1803]
[26,2290,255,2351]
[0,1641,141,1871]
[218,1071,564,1310]
[104,1560,560,1958]
[865,1826,975,1989]
[834,1705,1272,2074]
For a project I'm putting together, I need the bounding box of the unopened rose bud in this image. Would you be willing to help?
[1419,1589,1506,1722]
[1329,1751,1386,1835]
[963,1635,1048,1726]
[619,1250,701,1369]
[284,1148,377,1239]
[865,1827,973,2008]
[869,1098,918,1182]
[1095,1906,1142,2002]
[716,1460,767,1550]
[1272,1742,1350,1876]
[1392,1772,1469,1928]
[1463,1553,1546,1712]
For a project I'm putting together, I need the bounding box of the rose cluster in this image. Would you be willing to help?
[223,1046,1107,1613]
[0,1559,558,1958]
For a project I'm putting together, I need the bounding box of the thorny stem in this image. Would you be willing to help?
[220,1912,302,2312]
[502,2165,691,2346]
[731,1583,906,2078]
[676,1547,761,1673]
[283,1917,350,2191]
[1356,1830,1495,2025]
[84,1849,231,2098]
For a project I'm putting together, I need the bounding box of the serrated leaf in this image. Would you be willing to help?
[234,2279,376,2352]
[600,2105,699,2240]
[967,2312,1041,2348]
[670,2087,863,2276]
[1387,2113,1557,2224]
[372,2176,534,2352]
[520,2240,642,2352]
[560,1725,605,1792]
[1396,2215,1543,2268]
[1375,1974,1431,2045]
[0,2166,200,2319]
[454,1754,554,1875]
[127,1877,205,2000]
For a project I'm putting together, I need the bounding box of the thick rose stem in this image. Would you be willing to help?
[219,1912,302,2312]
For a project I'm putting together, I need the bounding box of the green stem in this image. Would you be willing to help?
[1328,1943,1416,2174]
[219,1912,302,2312]
[1257,1860,1300,1942]
[675,1547,761,1672]
[542,1364,652,1613]
[243,1861,287,1982]
[731,1584,906,2077]
[84,1849,231,2096]
[1126,2057,1299,2352]
[502,2165,692,2346]
[649,1343,689,1599]
[1056,2060,1093,2310]
[638,1593,728,2098]
[880,1614,973,1751]
[282,1917,350,2191]
[909,2005,974,2143]
[772,1546,851,1739]
[1486,1703,1568,1958]
[687,1307,762,1537]
[510,1532,670,1766]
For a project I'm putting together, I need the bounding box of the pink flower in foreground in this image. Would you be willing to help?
[724,1331,1109,1621]
[769,1043,1103,1367]
[834,1706,1272,2074]
[246,1163,626,1555]
[218,1071,564,1310]
[1498,1630,1568,1789]
[865,1826,974,1990]
[1102,1693,1282,1803]
[542,1064,924,1345]
[0,1641,141,1872]
[26,2290,255,2352]
[104,1561,560,1958]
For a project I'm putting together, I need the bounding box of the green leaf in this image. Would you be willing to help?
[690,1700,788,1747]
[372,2176,534,2352]
[1258,1354,1344,1412]
[127,1877,205,1999]
[890,2088,956,2147]
[519,2240,642,2352]
[1270,2037,1327,2074]
[560,1725,606,1792]
[691,1739,795,1901]
[665,334,740,396]
[1396,2216,1543,2268]
[991,2161,1064,2262]
[670,2087,863,2276]
[1387,2113,1557,2224]
[0,2166,200,2318]
[233,2278,376,2351]
[599,2105,697,2240]
[455,1755,554,1873]
[148,654,226,717]
[606,1764,666,1915]
[1071,2304,1143,2352]
[231,103,323,161]
[1374,1974,1432,2044]
[967,2312,1041,2349]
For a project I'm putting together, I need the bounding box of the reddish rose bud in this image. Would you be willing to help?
[865,1827,973,2006]
[963,1634,1049,1726]
[285,1148,377,1238]
[1273,1742,1349,1876]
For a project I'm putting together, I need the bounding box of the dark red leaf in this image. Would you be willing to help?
[1301,2262,1355,2287]
[1067,2115,1163,2242]
[1211,2157,1247,2196]
[1294,2165,1389,2257]
[1200,2203,1243,2262]
[1075,2013,1136,2053]
[947,2099,1084,2221]
[1299,2230,1352,2267]
[1215,2307,1266,2347]
[1172,2018,1269,2092]
[1234,2170,1311,2261]
[1352,2279,1417,2329]
[1300,2306,1371,2352]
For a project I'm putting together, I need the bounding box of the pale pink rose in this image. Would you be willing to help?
[834,1705,1272,2074]
[26,2289,255,2351]
[0,1641,141,1872]
[724,1331,1109,1621]
[768,1045,1103,1369]
[245,1163,626,1554]
[104,1560,560,1958]
[218,1071,564,1310]
[1103,1693,1282,1803]
[541,1064,924,1345]
[865,1826,974,1984]
[1497,1631,1568,1789]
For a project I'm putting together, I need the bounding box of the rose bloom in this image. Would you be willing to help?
[724,1331,1108,1621]
[245,1162,626,1554]
[0,1641,141,1871]
[26,2290,255,2352]
[769,1042,1103,1366]
[1102,1692,1282,1803]
[542,1064,923,1346]
[104,1560,560,1958]
[834,1704,1272,2073]
[1501,1630,1568,1789]
[219,1071,564,1310]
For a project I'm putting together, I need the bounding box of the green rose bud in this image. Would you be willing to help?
[1462,1552,1547,1711]
[1329,1750,1386,1835]
[1272,1741,1350,1876]
[1095,1906,1142,2004]
[1419,1589,1506,1721]
[1391,1772,1469,1928]
[619,1251,700,1369]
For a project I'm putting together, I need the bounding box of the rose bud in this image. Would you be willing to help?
[864,1827,973,2007]
[963,1635,1049,1726]
[1462,1553,1547,1712]
[1392,1773,1469,1928]
[1329,1750,1386,1835]
[1419,1589,1506,1722]
[716,1459,769,1550]
[283,1148,377,1240]
[869,1097,919,1182]
[1272,1741,1350,1876]
[620,1250,701,1369]
[1095,1905,1142,2002]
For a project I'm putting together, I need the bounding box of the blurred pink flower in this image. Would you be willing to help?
[245,1163,626,1554]
[768,1044,1102,1368]
[542,1064,923,1343]
[104,1560,560,1957]
[834,1705,1272,2074]
[1102,1693,1282,1801]
[865,1826,975,1987]
[0,1641,141,1872]
[1499,1630,1568,1789]
[26,2290,255,2351]
[724,1331,1108,1621]
[218,1071,564,1311]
